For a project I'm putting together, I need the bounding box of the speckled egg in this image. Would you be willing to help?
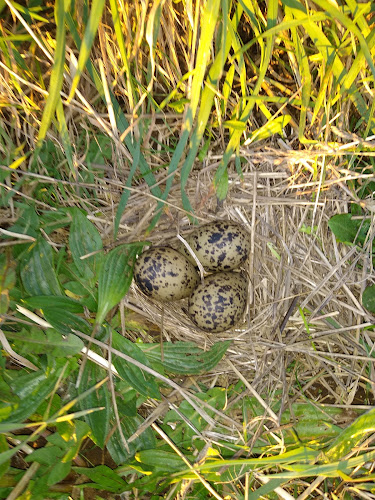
[133,247,199,301]
[183,220,250,271]
[187,272,248,332]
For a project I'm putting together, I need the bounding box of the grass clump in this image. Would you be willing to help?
[1,0,375,498]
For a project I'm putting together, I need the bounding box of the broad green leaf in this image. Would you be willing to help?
[111,331,160,400]
[47,460,71,486]
[137,340,231,375]
[3,368,61,423]
[8,205,39,239]
[68,208,103,282]
[22,295,83,313]
[43,308,91,336]
[7,327,82,357]
[67,0,106,101]
[106,414,156,464]
[78,363,110,448]
[25,445,63,465]
[72,465,128,493]
[362,285,375,313]
[45,330,84,357]
[324,407,375,461]
[37,0,69,145]
[20,238,62,296]
[96,244,143,325]
[328,214,370,246]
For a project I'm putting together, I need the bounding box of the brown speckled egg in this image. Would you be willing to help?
[134,247,199,301]
[187,272,248,332]
[184,220,250,271]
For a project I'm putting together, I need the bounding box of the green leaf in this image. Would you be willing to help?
[22,295,83,313]
[3,369,62,423]
[43,308,91,336]
[67,0,106,101]
[72,465,128,493]
[111,331,160,399]
[57,420,91,462]
[78,362,110,448]
[25,445,63,465]
[135,449,193,473]
[137,340,231,375]
[20,238,62,296]
[248,114,291,144]
[45,330,84,357]
[68,208,103,282]
[0,434,9,479]
[325,407,375,461]
[362,285,375,313]
[96,244,143,325]
[47,460,71,486]
[106,414,156,464]
[328,214,370,246]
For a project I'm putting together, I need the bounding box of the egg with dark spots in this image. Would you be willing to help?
[183,221,250,271]
[187,272,248,332]
[134,247,200,301]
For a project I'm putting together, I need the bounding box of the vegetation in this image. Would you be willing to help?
[1,0,375,498]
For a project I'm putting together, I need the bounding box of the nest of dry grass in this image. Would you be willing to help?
[100,144,375,416]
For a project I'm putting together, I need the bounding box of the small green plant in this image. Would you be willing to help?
[328,212,375,312]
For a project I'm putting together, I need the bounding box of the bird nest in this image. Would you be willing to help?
[118,145,375,410]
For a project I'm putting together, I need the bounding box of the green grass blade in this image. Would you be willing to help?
[55,98,74,175]
[324,407,375,461]
[65,13,163,202]
[214,0,278,199]
[37,0,67,146]
[67,0,106,102]
[114,141,140,239]
[148,0,221,228]
[108,0,136,109]
[180,3,243,215]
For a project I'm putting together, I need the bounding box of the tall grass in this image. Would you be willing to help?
[1,0,374,221]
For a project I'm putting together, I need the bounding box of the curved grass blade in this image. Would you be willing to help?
[67,0,106,102]
[37,0,68,146]
[108,0,136,109]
